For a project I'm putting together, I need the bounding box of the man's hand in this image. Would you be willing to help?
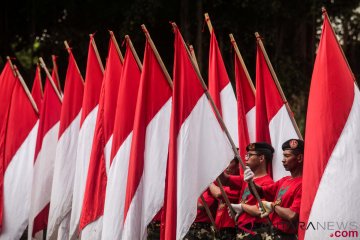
[229,203,243,221]
[244,166,254,182]
[259,201,273,218]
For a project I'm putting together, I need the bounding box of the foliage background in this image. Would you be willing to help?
[1,0,360,135]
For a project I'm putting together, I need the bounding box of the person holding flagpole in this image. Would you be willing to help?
[239,139,303,239]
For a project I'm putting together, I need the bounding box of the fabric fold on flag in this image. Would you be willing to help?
[121,40,172,240]
[299,13,360,240]
[255,43,298,180]
[69,36,104,240]
[233,49,256,161]
[47,50,84,240]
[102,38,142,240]
[79,35,123,239]
[1,73,38,239]
[161,25,233,240]
[28,75,62,239]
[208,29,238,147]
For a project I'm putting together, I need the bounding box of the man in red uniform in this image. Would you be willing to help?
[209,158,240,240]
[243,139,304,240]
[229,142,274,239]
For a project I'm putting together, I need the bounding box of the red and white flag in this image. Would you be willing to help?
[121,39,172,240]
[102,37,142,240]
[31,65,43,113]
[299,12,360,240]
[1,71,39,239]
[0,61,17,233]
[161,25,233,240]
[208,29,238,146]
[79,35,123,239]
[69,36,104,240]
[28,74,62,239]
[255,42,299,180]
[233,48,256,160]
[47,50,84,240]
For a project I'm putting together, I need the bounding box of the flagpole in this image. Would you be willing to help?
[229,34,256,95]
[200,16,271,216]
[64,41,85,84]
[51,55,62,91]
[171,22,245,220]
[322,7,357,85]
[141,24,173,89]
[109,30,124,63]
[90,34,105,74]
[36,63,44,96]
[124,35,143,71]
[6,57,39,115]
[39,57,63,102]
[255,32,303,140]
[188,45,200,72]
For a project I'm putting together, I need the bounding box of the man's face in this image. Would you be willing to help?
[282,149,302,171]
[245,151,262,171]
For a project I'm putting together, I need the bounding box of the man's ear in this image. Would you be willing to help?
[297,154,304,164]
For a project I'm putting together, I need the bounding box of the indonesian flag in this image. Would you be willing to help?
[28,75,62,239]
[1,72,39,239]
[102,38,142,240]
[47,50,84,239]
[69,35,104,240]
[121,40,172,240]
[233,48,256,160]
[31,65,43,113]
[299,12,360,240]
[0,61,17,233]
[79,35,123,239]
[255,42,299,180]
[208,29,238,147]
[162,25,233,240]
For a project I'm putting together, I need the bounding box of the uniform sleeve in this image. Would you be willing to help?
[289,185,302,214]
[261,181,280,201]
[228,175,243,190]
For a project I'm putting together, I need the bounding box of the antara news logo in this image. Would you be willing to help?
[299,221,359,238]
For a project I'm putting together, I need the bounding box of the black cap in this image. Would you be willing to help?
[246,142,274,154]
[282,139,304,153]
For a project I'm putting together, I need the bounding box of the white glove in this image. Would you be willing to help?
[259,201,273,218]
[244,166,255,182]
[230,203,243,221]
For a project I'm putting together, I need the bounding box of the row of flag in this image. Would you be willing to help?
[0,9,358,240]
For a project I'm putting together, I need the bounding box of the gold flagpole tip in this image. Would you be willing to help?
[255,32,261,40]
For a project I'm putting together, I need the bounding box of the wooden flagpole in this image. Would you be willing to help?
[64,41,85,84]
[322,7,357,85]
[6,57,39,114]
[255,32,303,140]
[201,15,270,217]
[124,35,143,71]
[35,63,44,96]
[188,45,201,72]
[229,34,256,95]
[90,34,105,74]
[171,22,241,220]
[141,24,173,88]
[109,30,124,63]
[189,43,220,231]
[39,57,63,102]
[51,55,62,93]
